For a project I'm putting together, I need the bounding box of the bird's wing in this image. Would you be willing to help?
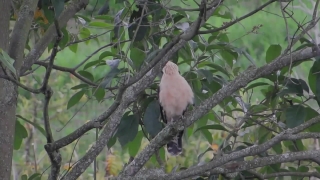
[158,86,168,124]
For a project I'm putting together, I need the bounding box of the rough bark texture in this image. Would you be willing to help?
[0,1,17,179]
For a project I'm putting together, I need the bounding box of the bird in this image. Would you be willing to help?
[158,61,194,156]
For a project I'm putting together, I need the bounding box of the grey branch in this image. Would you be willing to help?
[20,0,89,74]
[9,0,38,74]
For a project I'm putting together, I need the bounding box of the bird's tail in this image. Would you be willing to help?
[167,130,184,156]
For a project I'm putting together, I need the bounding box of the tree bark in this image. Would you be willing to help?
[0,1,18,179]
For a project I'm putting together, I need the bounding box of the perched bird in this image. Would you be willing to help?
[158,61,194,156]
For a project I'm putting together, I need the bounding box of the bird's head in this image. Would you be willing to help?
[162,61,179,76]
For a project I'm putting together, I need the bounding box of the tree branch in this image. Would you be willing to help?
[20,0,89,75]
[8,0,38,74]
[263,171,320,178]
[198,0,276,34]
[41,20,63,180]
[0,0,10,51]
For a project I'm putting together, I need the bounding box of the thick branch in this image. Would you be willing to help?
[9,0,38,73]
[122,131,320,179]
[263,172,320,178]
[206,150,320,175]
[20,0,89,74]
[0,0,10,51]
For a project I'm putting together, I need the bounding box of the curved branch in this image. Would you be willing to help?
[198,0,276,34]
[21,0,89,74]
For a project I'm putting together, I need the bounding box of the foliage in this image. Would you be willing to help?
[1,0,320,179]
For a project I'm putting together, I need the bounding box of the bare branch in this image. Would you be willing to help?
[9,0,38,73]
[20,0,89,75]
[263,171,320,178]
[41,20,63,180]
[198,0,276,34]
[0,0,10,51]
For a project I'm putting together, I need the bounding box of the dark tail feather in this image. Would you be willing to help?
[167,130,184,156]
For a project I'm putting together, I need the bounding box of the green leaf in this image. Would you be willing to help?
[195,124,229,133]
[89,22,114,29]
[128,18,149,42]
[28,173,41,180]
[69,43,78,53]
[83,60,104,70]
[198,62,230,78]
[107,136,117,149]
[266,44,282,63]
[116,114,139,147]
[21,174,28,180]
[249,104,269,113]
[77,70,94,81]
[52,0,64,18]
[67,90,85,109]
[143,100,162,137]
[201,129,213,143]
[285,105,306,128]
[58,28,69,49]
[130,48,146,70]
[92,87,105,102]
[297,166,309,172]
[271,142,283,154]
[219,50,238,67]
[308,59,320,103]
[99,51,119,60]
[304,107,320,132]
[80,27,91,40]
[278,78,306,97]
[244,82,270,92]
[100,68,121,88]
[71,84,89,90]
[14,120,28,150]
[0,49,17,77]
[16,115,46,136]
[127,131,143,156]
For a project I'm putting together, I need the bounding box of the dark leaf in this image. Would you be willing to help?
[116,114,139,147]
[107,136,117,149]
[285,105,306,128]
[52,0,64,18]
[143,100,162,137]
